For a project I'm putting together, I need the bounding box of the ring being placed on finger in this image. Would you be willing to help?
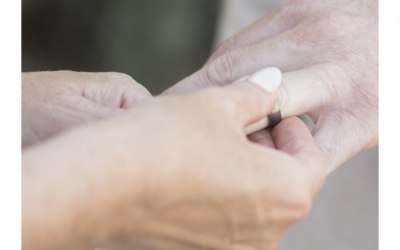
[243,67,282,135]
[266,103,281,129]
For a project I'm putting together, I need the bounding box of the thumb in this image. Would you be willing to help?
[220,67,282,128]
[220,80,277,128]
[270,116,325,194]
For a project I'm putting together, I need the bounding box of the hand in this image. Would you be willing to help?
[22,71,151,147]
[23,81,325,250]
[164,0,378,172]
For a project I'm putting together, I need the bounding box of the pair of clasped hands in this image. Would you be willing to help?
[22,0,378,249]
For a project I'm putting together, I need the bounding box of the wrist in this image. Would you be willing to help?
[22,130,119,249]
[22,148,96,249]
[22,121,153,248]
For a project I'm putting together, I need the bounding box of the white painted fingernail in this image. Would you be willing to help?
[248,67,282,92]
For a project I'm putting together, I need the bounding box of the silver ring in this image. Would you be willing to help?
[267,108,281,129]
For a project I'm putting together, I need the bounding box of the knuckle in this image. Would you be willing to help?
[311,167,327,193]
[314,11,349,38]
[292,23,324,47]
[288,24,318,48]
[293,196,312,220]
[281,170,315,221]
[104,72,137,85]
[290,11,348,47]
[317,13,336,33]
[102,72,151,107]
[204,53,237,85]
[212,37,236,58]
[287,186,313,220]
[266,182,313,224]
[288,0,306,6]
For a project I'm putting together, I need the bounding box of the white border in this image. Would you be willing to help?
[0,0,397,248]
[0,0,21,249]
[380,0,400,249]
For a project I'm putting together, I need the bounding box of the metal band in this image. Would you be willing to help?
[267,110,282,128]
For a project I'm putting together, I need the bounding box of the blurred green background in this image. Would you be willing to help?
[22,0,220,94]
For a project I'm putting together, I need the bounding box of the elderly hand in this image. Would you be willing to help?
[164,0,378,172]
[22,71,151,147]
[23,81,325,250]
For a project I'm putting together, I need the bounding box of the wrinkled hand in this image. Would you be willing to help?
[23,81,325,250]
[165,0,378,172]
[22,71,151,147]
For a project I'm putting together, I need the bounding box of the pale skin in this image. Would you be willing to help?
[23,80,325,250]
[22,71,151,147]
[164,0,378,173]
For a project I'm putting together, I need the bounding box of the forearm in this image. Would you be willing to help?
[22,144,97,250]
[21,122,151,249]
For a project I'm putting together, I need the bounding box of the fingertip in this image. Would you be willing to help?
[84,72,153,109]
[120,83,152,109]
[248,67,282,92]
[227,80,278,103]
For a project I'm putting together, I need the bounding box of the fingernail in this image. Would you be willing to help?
[248,67,282,92]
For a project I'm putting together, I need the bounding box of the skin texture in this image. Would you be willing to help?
[164,0,378,173]
[23,81,325,250]
[22,71,151,147]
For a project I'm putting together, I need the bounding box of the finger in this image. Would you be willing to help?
[271,116,324,172]
[216,80,277,128]
[40,95,124,142]
[163,23,318,95]
[208,5,301,62]
[278,64,347,119]
[313,110,378,174]
[119,83,152,108]
[57,95,125,124]
[271,117,320,163]
[247,129,275,148]
[81,72,152,109]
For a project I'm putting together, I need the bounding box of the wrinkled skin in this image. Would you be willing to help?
[165,0,378,172]
[22,71,151,147]
[23,81,325,250]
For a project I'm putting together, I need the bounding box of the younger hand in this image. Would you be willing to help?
[23,81,325,250]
